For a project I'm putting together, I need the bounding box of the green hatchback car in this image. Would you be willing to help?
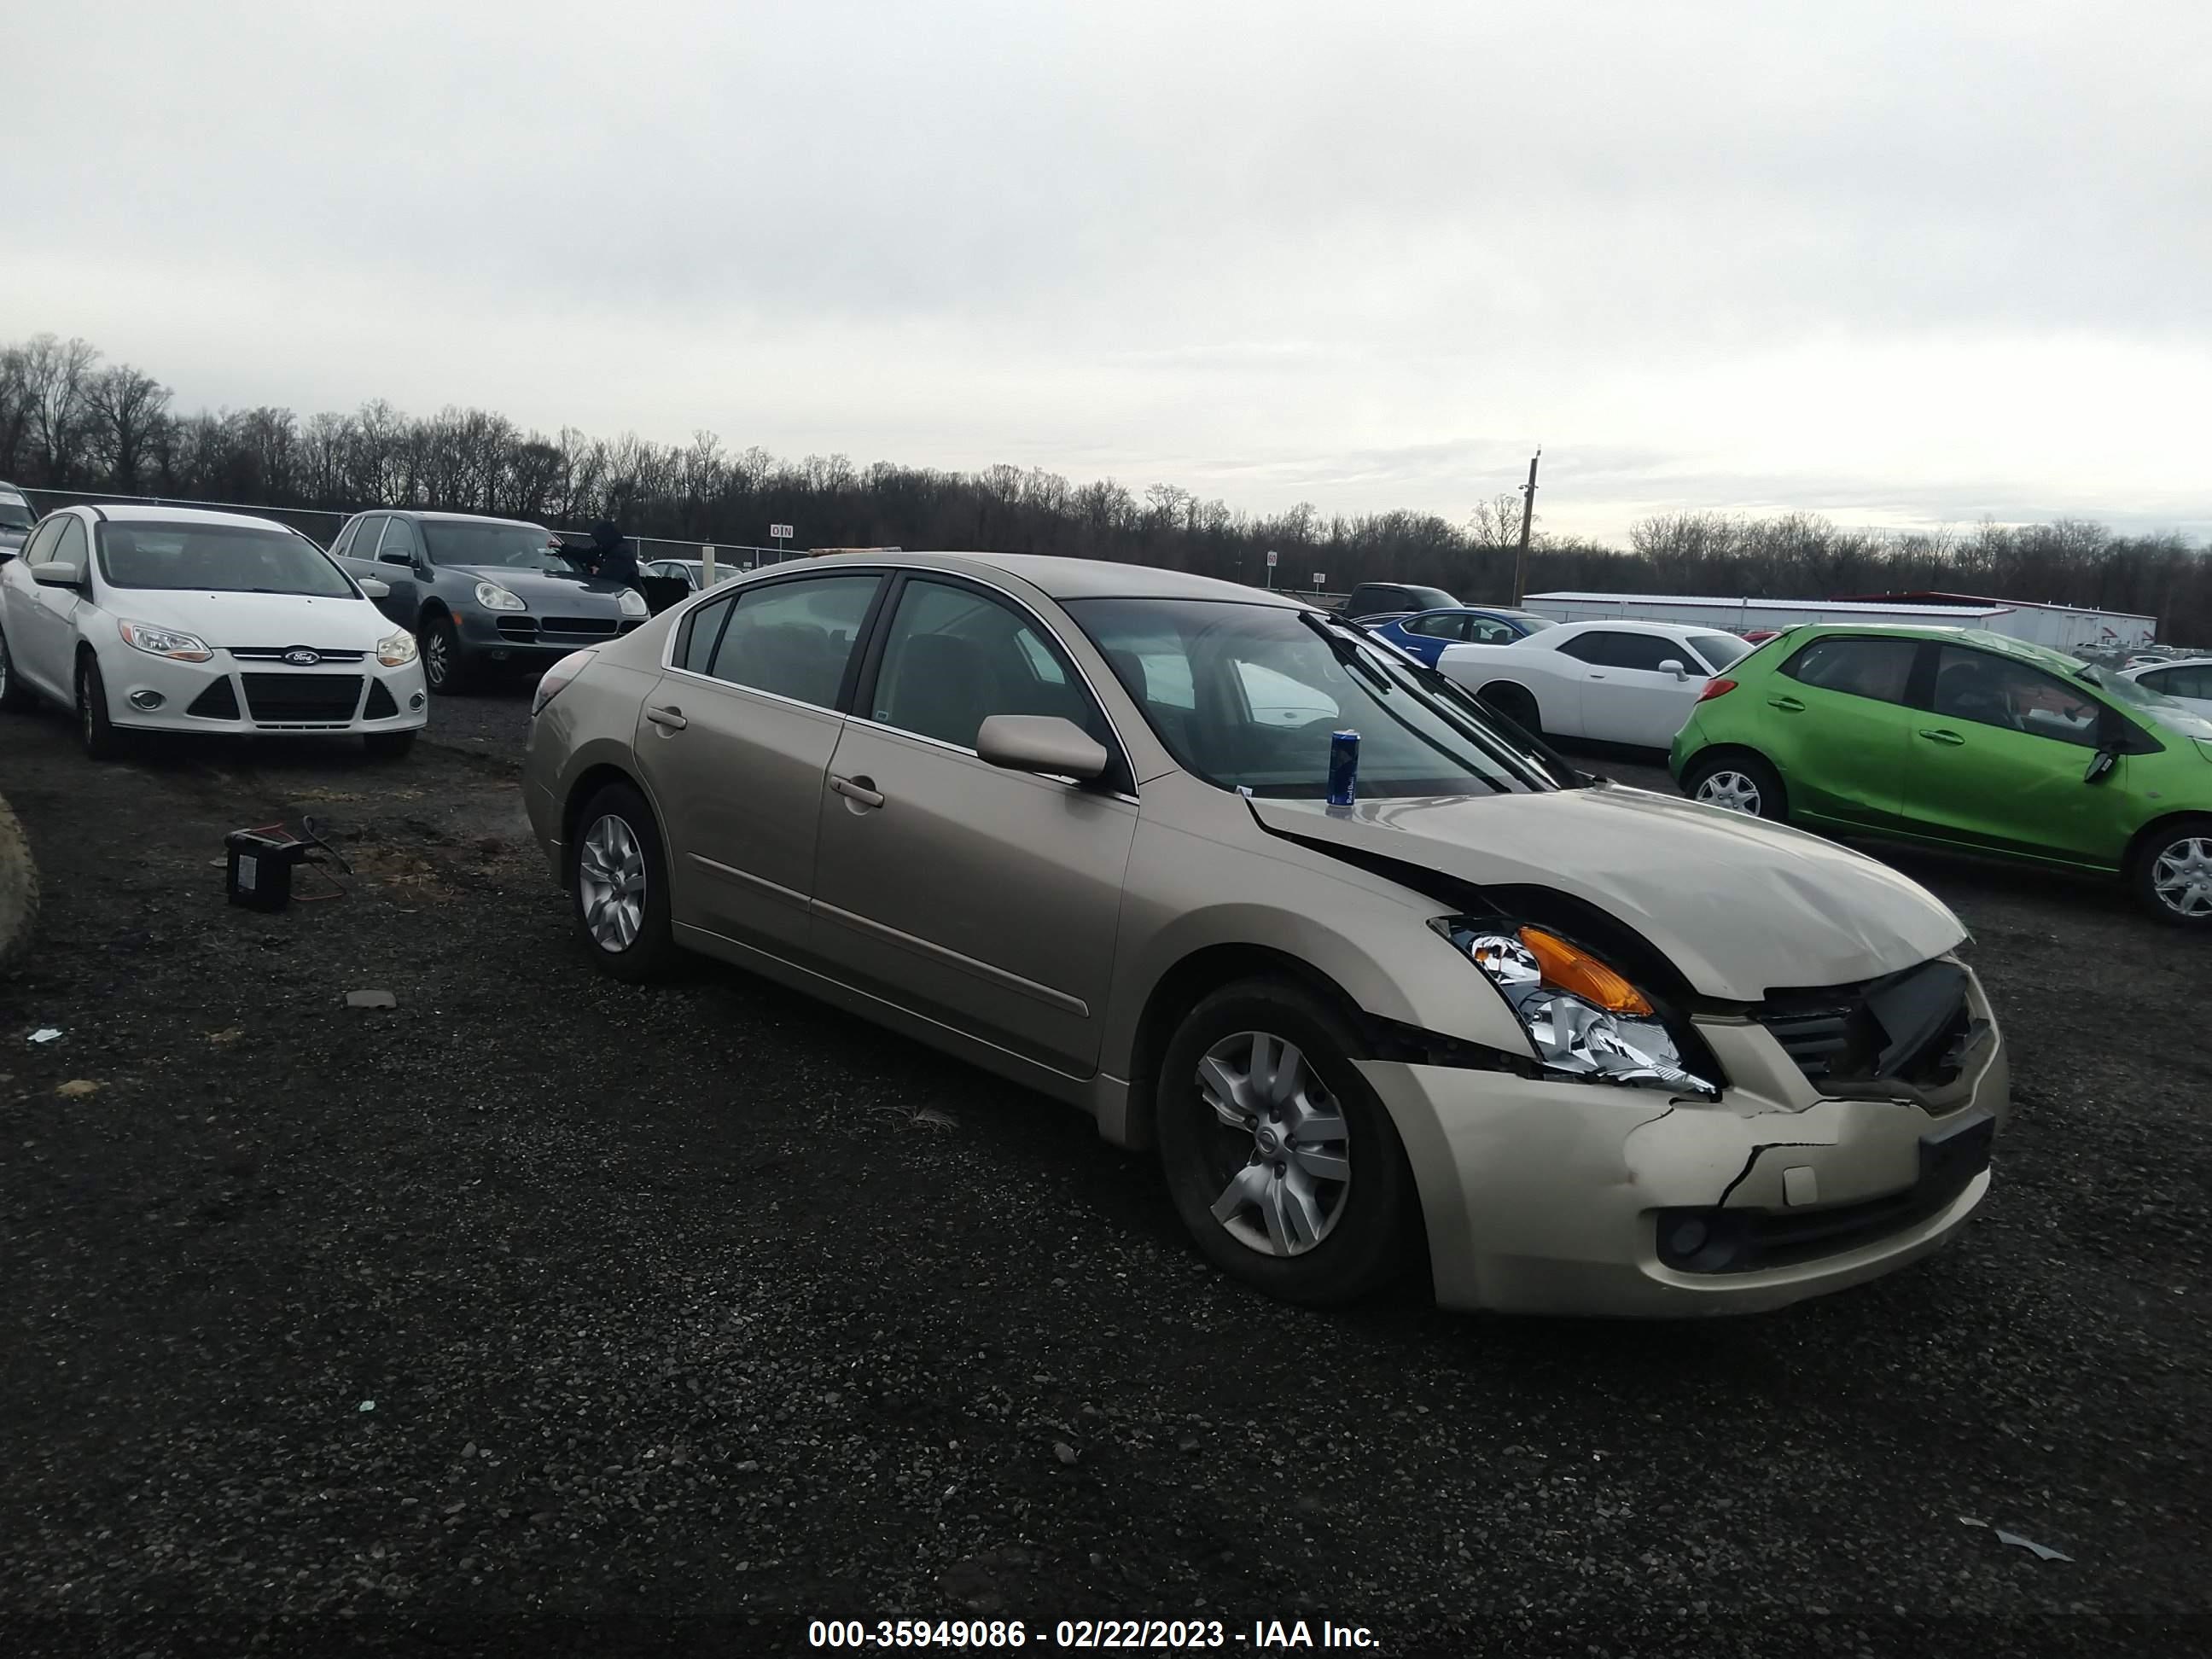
[1670,625,2212,926]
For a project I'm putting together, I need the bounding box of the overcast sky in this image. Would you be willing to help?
[9,1,2209,542]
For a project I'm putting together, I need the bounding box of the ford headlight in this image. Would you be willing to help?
[617,587,648,617]
[474,581,527,612]
[376,631,419,667]
[117,620,212,662]
[1435,917,1718,1097]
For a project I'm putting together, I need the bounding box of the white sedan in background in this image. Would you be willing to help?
[2121,656,2212,719]
[1435,619,1755,748]
[0,504,428,760]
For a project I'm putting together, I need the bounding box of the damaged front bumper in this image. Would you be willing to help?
[1359,971,2009,1316]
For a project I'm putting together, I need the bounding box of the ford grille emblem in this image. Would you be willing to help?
[282,649,322,666]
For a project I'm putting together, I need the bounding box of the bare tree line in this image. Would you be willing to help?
[4,332,2205,642]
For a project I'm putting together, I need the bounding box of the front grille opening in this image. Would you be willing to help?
[363,680,399,719]
[186,678,241,719]
[540,615,619,638]
[496,618,539,641]
[1756,959,1973,1088]
[241,672,364,725]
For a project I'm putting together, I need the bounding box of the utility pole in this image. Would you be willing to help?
[1511,448,1540,606]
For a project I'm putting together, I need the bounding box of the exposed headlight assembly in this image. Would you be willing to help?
[617,587,649,617]
[474,581,527,612]
[375,632,418,667]
[117,620,212,662]
[1435,917,1718,1097]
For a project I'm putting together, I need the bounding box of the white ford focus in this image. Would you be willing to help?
[0,504,428,760]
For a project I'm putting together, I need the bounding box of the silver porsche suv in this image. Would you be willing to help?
[521,553,2009,1316]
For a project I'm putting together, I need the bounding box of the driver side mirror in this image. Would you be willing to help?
[377,550,413,568]
[975,714,1109,782]
[29,561,84,590]
[1658,658,1689,679]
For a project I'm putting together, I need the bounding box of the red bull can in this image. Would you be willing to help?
[1327,729,1361,806]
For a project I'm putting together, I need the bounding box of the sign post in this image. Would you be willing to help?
[1265,548,1278,591]
[1312,570,1325,591]
[701,544,717,587]
[769,523,795,561]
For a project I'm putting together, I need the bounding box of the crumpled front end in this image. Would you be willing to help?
[1364,961,2009,1316]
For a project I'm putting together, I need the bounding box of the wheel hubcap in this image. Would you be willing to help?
[1195,1031,1351,1258]
[1697,770,1761,815]
[578,814,647,950]
[425,631,448,684]
[2151,836,2212,917]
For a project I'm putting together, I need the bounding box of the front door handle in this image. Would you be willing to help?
[830,774,884,809]
[1587,672,1608,680]
[644,705,687,731]
[1917,727,1965,746]
[1767,696,1806,712]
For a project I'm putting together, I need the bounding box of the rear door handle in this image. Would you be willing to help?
[1917,727,1965,746]
[644,705,687,731]
[830,774,884,808]
[1767,696,1806,712]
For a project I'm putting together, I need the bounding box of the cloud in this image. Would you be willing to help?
[5,0,2206,544]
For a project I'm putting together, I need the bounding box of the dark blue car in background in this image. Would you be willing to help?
[1368,606,1557,665]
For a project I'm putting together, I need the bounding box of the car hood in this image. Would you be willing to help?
[110,591,397,649]
[447,563,633,608]
[1249,783,1966,1002]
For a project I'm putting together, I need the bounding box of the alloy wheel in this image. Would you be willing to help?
[78,671,94,746]
[578,813,647,951]
[1696,770,1762,816]
[1195,1031,1352,1257]
[423,627,449,688]
[2150,836,2212,918]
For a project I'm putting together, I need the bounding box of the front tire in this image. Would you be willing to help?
[1156,977,1417,1306]
[420,614,472,694]
[1479,683,1545,743]
[76,655,122,761]
[1683,751,1787,822]
[569,783,678,979]
[2133,817,2212,928]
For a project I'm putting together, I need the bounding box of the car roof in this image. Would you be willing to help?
[393,510,550,529]
[73,503,294,533]
[2129,655,2212,672]
[1787,621,2092,675]
[801,550,1305,607]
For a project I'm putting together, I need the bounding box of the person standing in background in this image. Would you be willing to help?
[583,519,639,589]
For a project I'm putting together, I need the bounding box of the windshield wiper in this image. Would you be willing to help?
[1296,609,1394,695]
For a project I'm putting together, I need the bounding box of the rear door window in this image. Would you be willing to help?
[1781,637,1919,703]
[705,575,881,708]
[1405,612,1464,640]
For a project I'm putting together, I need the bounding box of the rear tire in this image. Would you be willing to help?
[2131,816,2212,928]
[1479,683,1545,743]
[364,730,417,760]
[1683,751,1787,822]
[1156,976,1417,1306]
[569,783,678,979]
[76,655,122,761]
[420,614,472,694]
[0,624,33,713]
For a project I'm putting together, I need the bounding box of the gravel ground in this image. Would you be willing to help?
[2,681,2208,1658]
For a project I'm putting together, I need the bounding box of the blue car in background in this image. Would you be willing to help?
[1369,606,1557,665]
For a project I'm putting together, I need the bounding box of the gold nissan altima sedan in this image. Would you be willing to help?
[521,553,2009,1315]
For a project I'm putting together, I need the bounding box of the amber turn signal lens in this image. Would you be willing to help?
[1517,927,1653,1016]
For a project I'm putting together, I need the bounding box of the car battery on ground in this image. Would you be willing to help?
[225,820,350,912]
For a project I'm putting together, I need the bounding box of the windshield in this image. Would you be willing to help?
[0,497,33,531]
[2083,663,2212,735]
[1066,597,1569,799]
[96,521,358,597]
[1688,632,1754,670]
[420,520,575,571]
